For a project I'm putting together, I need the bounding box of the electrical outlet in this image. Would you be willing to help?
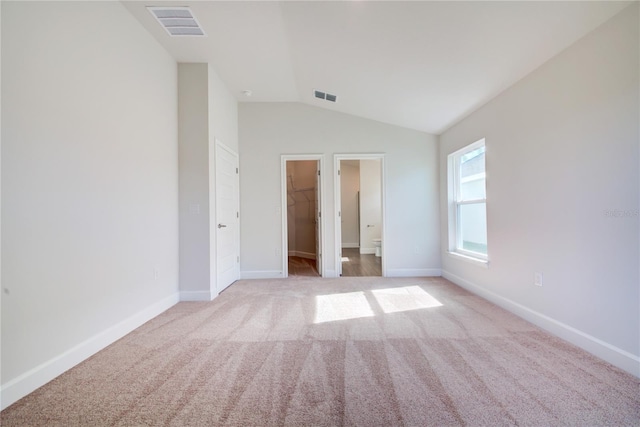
[534,272,543,287]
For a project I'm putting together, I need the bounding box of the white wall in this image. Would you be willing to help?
[439,5,639,375]
[340,161,360,248]
[1,1,179,408]
[178,64,210,298]
[239,103,440,278]
[0,2,4,398]
[178,63,239,301]
[359,159,382,253]
[208,66,239,154]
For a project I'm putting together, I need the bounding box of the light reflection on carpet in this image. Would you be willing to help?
[314,286,442,323]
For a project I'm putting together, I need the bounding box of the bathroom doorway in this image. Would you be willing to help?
[281,155,324,277]
[335,154,385,277]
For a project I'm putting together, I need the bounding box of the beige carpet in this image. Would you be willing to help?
[2,277,639,426]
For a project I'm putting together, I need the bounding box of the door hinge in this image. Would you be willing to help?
[236,167,239,174]
[237,211,239,218]
[317,170,321,176]
[338,211,341,217]
[338,170,341,176]
[318,211,321,218]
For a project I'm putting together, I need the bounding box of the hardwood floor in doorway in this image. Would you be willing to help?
[288,256,319,277]
[341,248,381,277]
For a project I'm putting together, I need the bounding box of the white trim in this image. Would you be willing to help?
[447,251,489,268]
[447,139,487,256]
[281,154,326,278]
[442,270,640,378]
[457,198,486,206]
[0,293,180,410]
[387,268,442,277]
[334,153,387,277]
[179,290,215,301]
[359,247,376,255]
[450,138,486,158]
[324,269,339,278]
[240,270,284,280]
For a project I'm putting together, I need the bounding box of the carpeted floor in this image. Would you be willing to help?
[2,277,639,426]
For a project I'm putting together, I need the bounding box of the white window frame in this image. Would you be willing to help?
[447,138,488,264]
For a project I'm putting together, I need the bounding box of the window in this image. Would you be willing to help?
[447,139,487,261]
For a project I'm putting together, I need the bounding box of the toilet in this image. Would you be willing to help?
[372,238,382,257]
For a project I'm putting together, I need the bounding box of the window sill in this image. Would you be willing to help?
[447,251,489,268]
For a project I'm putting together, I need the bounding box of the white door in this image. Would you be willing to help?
[315,161,322,274]
[216,142,240,293]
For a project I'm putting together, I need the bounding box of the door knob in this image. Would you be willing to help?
[218,224,227,228]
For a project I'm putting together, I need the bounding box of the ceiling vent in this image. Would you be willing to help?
[314,90,338,103]
[147,7,205,37]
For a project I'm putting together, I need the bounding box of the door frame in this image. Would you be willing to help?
[280,154,325,277]
[215,139,240,294]
[334,153,387,277]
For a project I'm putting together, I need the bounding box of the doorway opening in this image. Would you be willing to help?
[281,155,324,277]
[335,155,385,277]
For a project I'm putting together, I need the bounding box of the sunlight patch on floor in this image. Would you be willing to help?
[314,291,374,324]
[313,286,442,323]
[371,286,443,313]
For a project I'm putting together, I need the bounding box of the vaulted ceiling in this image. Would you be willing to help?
[123,1,630,134]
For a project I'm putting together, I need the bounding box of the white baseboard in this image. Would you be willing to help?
[0,292,180,410]
[324,269,339,278]
[360,248,375,255]
[386,268,442,277]
[341,243,359,248]
[240,270,284,280]
[288,251,316,260]
[179,290,215,301]
[442,270,640,378]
